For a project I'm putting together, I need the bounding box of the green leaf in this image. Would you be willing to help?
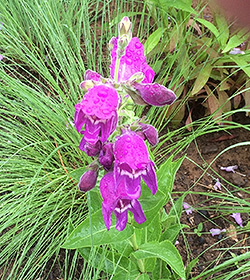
[134,156,184,228]
[196,18,219,38]
[62,209,134,249]
[132,240,186,280]
[137,274,151,280]
[78,247,140,280]
[231,56,250,78]
[153,259,171,279]
[222,35,245,53]
[137,273,150,280]
[185,258,199,279]
[215,15,229,49]
[191,64,213,96]
[160,224,188,243]
[150,0,196,14]
[144,28,166,55]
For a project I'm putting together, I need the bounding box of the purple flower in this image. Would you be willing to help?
[0,55,3,61]
[229,48,245,55]
[231,213,243,227]
[99,142,114,170]
[210,228,226,236]
[79,137,102,156]
[182,202,193,215]
[78,167,98,192]
[114,130,158,197]
[75,84,119,146]
[109,37,176,107]
[139,123,159,146]
[213,178,221,190]
[100,172,146,231]
[110,37,154,84]
[220,165,238,173]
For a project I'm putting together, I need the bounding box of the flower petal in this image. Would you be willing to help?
[79,137,102,156]
[102,203,113,231]
[110,37,155,83]
[114,130,150,171]
[141,161,158,195]
[129,199,146,224]
[74,106,86,132]
[133,82,176,107]
[100,113,118,143]
[84,119,101,144]
[84,69,102,81]
[99,143,114,170]
[114,210,128,231]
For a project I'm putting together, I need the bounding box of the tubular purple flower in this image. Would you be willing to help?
[100,172,146,231]
[109,37,177,107]
[110,37,154,83]
[132,82,176,107]
[220,165,238,173]
[213,178,221,191]
[79,137,102,156]
[99,142,114,171]
[78,167,98,192]
[210,228,226,236]
[182,202,193,215]
[231,213,243,227]
[114,130,158,197]
[139,123,159,146]
[74,84,119,146]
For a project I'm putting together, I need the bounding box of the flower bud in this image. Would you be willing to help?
[79,80,94,91]
[99,143,114,171]
[118,16,132,40]
[139,123,159,146]
[108,37,116,51]
[78,167,98,192]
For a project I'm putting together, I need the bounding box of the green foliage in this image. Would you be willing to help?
[63,156,185,279]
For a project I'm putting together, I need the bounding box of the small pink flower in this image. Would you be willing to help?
[0,55,3,61]
[213,178,221,190]
[229,48,245,55]
[183,202,193,215]
[220,165,238,173]
[210,228,226,236]
[231,213,243,227]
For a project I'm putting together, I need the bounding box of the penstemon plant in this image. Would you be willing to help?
[63,17,186,280]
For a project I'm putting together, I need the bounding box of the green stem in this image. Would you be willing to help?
[114,56,120,82]
[130,233,145,273]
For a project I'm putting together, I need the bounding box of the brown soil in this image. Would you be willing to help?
[172,112,250,279]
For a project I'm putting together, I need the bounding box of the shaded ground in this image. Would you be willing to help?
[172,112,250,279]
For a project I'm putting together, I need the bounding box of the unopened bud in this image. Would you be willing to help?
[99,143,114,171]
[79,80,94,91]
[118,16,132,40]
[108,37,116,51]
[78,167,98,192]
[139,123,159,146]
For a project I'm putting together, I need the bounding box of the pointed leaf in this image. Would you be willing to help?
[222,35,245,53]
[135,156,184,228]
[191,64,213,96]
[144,28,166,55]
[196,18,219,38]
[62,209,134,249]
[132,240,186,280]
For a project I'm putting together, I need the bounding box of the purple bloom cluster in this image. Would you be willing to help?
[74,17,177,231]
